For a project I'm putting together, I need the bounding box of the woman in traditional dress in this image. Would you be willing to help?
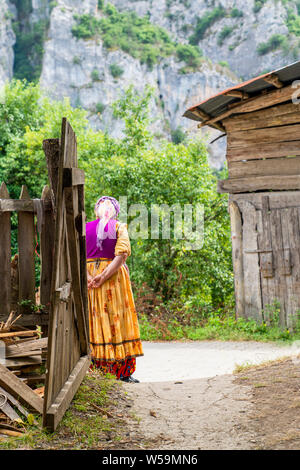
[86,196,143,383]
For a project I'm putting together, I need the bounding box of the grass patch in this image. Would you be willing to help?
[0,370,120,450]
[234,356,293,374]
[139,309,300,343]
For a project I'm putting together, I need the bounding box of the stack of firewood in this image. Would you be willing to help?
[0,313,47,437]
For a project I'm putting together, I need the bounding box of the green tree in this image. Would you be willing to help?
[0,80,233,319]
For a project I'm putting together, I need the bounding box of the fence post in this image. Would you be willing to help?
[18,186,36,315]
[40,185,55,336]
[0,182,11,319]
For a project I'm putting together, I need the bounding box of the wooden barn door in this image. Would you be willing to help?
[256,195,300,328]
[230,192,300,328]
[43,118,90,431]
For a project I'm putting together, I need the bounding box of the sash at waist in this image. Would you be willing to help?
[87,258,113,263]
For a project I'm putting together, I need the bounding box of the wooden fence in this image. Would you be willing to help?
[0,182,54,328]
[0,118,90,431]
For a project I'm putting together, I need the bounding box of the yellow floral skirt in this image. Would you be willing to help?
[87,259,144,366]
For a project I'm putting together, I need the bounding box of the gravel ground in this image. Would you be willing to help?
[133,340,300,382]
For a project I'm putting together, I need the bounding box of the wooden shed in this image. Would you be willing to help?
[184,61,300,328]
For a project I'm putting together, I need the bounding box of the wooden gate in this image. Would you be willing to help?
[43,118,90,430]
[229,191,300,328]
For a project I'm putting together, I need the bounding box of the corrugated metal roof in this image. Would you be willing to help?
[183,60,300,130]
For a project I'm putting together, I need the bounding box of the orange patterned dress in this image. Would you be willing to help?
[87,221,143,378]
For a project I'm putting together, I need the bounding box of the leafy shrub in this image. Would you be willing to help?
[253,0,268,13]
[71,3,201,69]
[71,14,101,39]
[73,56,81,65]
[176,44,202,68]
[257,34,287,55]
[286,7,300,36]
[109,64,124,78]
[49,1,58,12]
[189,7,226,44]
[218,60,229,67]
[91,68,100,81]
[13,18,49,82]
[218,26,235,46]
[230,8,243,18]
[171,127,186,144]
[95,102,106,113]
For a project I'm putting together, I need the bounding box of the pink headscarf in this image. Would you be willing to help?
[94,196,120,250]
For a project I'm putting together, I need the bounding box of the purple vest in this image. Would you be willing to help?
[86,219,117,259]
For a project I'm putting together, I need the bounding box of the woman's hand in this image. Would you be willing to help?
[90,274,105,289]
[87,274,94,290]
[88,254,127,290]
[121,253,128,263]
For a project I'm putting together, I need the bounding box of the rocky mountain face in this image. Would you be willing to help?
[0,0,15,87]
[1,0,300,168]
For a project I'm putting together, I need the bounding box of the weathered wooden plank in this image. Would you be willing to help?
[0,398,21,422]
[281,208,300,328]
[257,209,271,319]
[223,102,300,132]
[77,184,89,348]
[0,363,43,414]
[43,127,66,414]
[226,140,300,161]
[4,356,42,368]
[0,199,52,212]
[18,186,36,315]
[65,186,88,355]
[10,254,19,313]
[260,196,274,279]
[228,201,244,319]
[218,175,300,194]
[40,185,55,317]
[228,156,300,179]
[228,123,300,148]
[225,110,300,133]
[5,338,47,358]
[43,355,90,431]
[0,386,30,419]
[269,210,287,327]
[230,191,300,210]
[263,73,283,88]
[239,201,262,320]
[0,183,11,318]
[199,83,296,129]
[0,330,38,339]
[43,138,60,205]
[63,168,85,187]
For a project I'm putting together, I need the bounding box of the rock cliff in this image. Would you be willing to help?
[1,0,300,168]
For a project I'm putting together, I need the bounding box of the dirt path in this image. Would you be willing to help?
[121,355,300,450]
[123,374,255,450]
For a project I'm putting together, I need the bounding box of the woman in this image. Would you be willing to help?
[86,196,143,383]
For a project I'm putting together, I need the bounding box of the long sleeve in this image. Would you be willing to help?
[114,223,131,257]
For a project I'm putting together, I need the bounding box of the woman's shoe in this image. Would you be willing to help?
[120,376,140,383]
